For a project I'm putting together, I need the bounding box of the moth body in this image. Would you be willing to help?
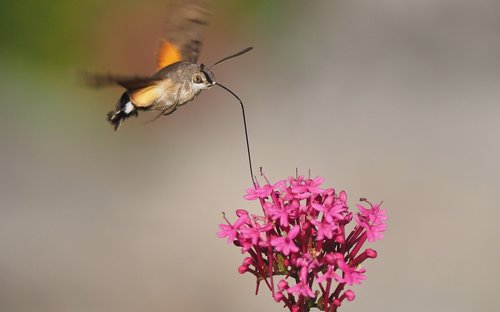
[87,0,249,131]
[107,62,216,130]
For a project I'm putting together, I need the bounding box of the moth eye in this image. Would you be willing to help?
[192,74,203,84]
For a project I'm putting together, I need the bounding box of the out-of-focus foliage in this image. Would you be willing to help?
[0,0,105,66]
[0,0,294,68]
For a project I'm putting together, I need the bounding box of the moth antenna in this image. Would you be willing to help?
[210,47,253,69]
[216,83,256,186]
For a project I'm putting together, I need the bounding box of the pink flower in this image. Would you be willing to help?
[336,258,367,285]
[355,202,388,242]
[244,184,273,200]
[310,218,338,241]
[286,279,315,298]
[217,213,248,243]
[218,174,387,312]
[317,266,342,284]
[239,221,273,252]
[286,267,315,298]
[306,176,324,194]
[267,200,298,227]
[341,266,367,286]
[271,226,300,256]
[312,193,349,224]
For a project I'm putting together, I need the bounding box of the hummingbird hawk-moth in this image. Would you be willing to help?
[85,0,252,131]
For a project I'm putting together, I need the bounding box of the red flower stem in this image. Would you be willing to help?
[349,226,364,246]
[308,273,314,291]
[280,294,293,311]
[301,224,308,255]
[268,244,275,296]
[261,276,272,292]
[252,246,272,291]
[247,248,259,264]
[330,283,345,302]
[247,248,258,257]
[271,191,281,212]
[338,291,349,303]
[337,224,347,244]
[349,232,367,260]
[351,248,377,266]
[316,239,324,251]
[246,268,257,275]
[345,225,360,245]
[316,280,326,294]
[258,198,268,218]
[275,224,282,236]
[342,225,363,255]
[324,278,332,312]
[298,295,304,312]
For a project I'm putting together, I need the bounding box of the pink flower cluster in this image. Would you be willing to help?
[218,175,387,312]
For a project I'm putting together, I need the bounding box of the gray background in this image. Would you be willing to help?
[1,0,499,311]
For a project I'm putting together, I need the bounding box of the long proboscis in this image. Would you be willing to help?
[216,83,256,186]
[210,47,253,69]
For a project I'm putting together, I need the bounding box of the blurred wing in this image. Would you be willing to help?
[156,0,210,69]
[81,71,160,90]
[114,76,160,90]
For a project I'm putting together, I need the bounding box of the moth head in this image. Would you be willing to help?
[191,66,216,90]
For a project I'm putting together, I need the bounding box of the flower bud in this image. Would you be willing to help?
[273,292,284,302]
[278,279,289,291]
[242,257,253,266]
[236,209,249,218]
[344,290,355,301]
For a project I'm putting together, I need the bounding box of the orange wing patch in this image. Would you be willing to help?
[156,41,182,70]
[129,85,161,108]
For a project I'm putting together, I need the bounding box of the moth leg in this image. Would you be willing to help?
[143,104,178,124]
[162,105,178,116]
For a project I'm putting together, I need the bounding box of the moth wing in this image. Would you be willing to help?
[129,78,175,108]
[80,71,159,90]
[113,76,160,90]
[129,84,161,108]
[156,0,210,69]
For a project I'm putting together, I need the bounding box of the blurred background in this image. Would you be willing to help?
[1,0,500,311]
